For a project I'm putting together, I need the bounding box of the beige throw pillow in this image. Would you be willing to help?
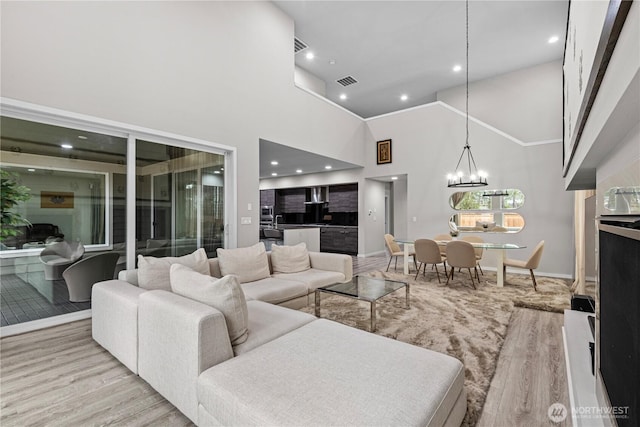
[137,247,209,291]
[216,242,270,283]
[170,264,249,346]
[270,243,311,274]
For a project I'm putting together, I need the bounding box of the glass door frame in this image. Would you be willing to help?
[1,98,237,271]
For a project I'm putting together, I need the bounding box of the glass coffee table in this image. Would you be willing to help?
[315,275,410,332]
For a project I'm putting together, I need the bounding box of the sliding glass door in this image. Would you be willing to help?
[0,112,230,327]
[136,140,225,259]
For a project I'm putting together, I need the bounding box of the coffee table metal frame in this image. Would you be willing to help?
[315,275,410,332]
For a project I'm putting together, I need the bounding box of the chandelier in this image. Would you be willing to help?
[447,0,488,188]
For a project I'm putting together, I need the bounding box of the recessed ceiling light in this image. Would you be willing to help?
[61,144,73,149]
[270,161,278,165]
[77,135,88,140]
[221,167,224,171]
[329,59,336,65]
[453,64,462,72]
[214,171,221,174]
[296,169,303,173]
[27,168,36,172]
[324,165,332,170]
[391,176,398,180]
[339,94,347,101]
[271,172,278,176]
[400,94,408,101]
[306,52,314,60]
[548,35,559,44]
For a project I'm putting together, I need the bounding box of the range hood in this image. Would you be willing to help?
[304,186,329,204]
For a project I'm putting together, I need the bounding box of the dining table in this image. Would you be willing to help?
[394,238,526,287]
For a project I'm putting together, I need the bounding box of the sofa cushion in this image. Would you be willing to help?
[272,268,346,291]
[240,277,308,305]
[270,243,311,274]
[137,248,209,291]
[216,242,270,284]
[233,300,316,356]
[169,264,248,346]
[197,319,465,427]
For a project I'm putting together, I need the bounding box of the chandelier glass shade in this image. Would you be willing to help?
[447,0,488,188]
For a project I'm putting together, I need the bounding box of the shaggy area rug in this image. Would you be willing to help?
[302,269,581,426]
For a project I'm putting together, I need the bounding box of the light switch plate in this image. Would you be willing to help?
[241,217,251,225]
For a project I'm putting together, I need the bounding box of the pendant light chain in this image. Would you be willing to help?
[465,0,469,149]
[447,0,488,188]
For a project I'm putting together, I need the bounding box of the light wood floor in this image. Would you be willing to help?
[1,254,569,426]
[0,320,192,426]
[477,308,570,426]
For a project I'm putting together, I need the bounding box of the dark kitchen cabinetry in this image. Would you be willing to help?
[320,226,358,255]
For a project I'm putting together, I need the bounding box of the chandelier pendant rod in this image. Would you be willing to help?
[465,0,469,151]
[447,0,487,188]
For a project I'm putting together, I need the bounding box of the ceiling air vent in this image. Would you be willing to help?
[294,37,308,53]
[336,76,358,87]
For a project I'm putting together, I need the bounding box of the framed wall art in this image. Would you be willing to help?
[377,139,392,165]
[41,191,74,208]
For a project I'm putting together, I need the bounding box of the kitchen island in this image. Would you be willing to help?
[259,224,357,255]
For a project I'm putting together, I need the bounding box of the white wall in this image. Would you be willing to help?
[364,102,574,276]
[596,122,640,185]
[294,66,326,96]
[437,61,562,143]
[362,179,387,256]
[392,178,408,240]
[0,1,365,248]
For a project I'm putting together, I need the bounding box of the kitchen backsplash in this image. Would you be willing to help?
[260,183,358,225]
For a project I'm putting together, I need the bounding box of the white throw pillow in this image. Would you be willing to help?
[270,243,311,274]
[137,248,209,291]
[216,242,270,283]
[170,264,249,346]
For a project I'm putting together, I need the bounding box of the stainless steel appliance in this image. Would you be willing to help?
[260,206,273,226]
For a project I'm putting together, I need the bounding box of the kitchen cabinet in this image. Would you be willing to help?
[320,226,357,255]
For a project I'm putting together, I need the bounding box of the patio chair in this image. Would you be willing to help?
[39,240,85,280]
[63,252,120,302]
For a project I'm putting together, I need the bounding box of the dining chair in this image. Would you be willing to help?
[413,239,447,283]
[461,235,484,275]
[433,234,452,257]
[503,240,545,291]
[384,234,417,272]
[445,240,478,289]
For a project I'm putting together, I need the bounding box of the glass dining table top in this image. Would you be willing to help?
[394,238,526,250]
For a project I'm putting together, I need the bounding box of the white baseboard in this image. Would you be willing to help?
[357,251,386,258]
[1,310,92,338]
[480,266,573,280]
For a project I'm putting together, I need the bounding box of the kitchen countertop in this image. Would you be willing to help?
[262,224,357,229]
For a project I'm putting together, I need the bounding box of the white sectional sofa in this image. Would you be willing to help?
[92,244,467,426]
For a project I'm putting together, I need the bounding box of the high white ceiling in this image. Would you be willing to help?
[274,0,568,119]
[261,0,568,179]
